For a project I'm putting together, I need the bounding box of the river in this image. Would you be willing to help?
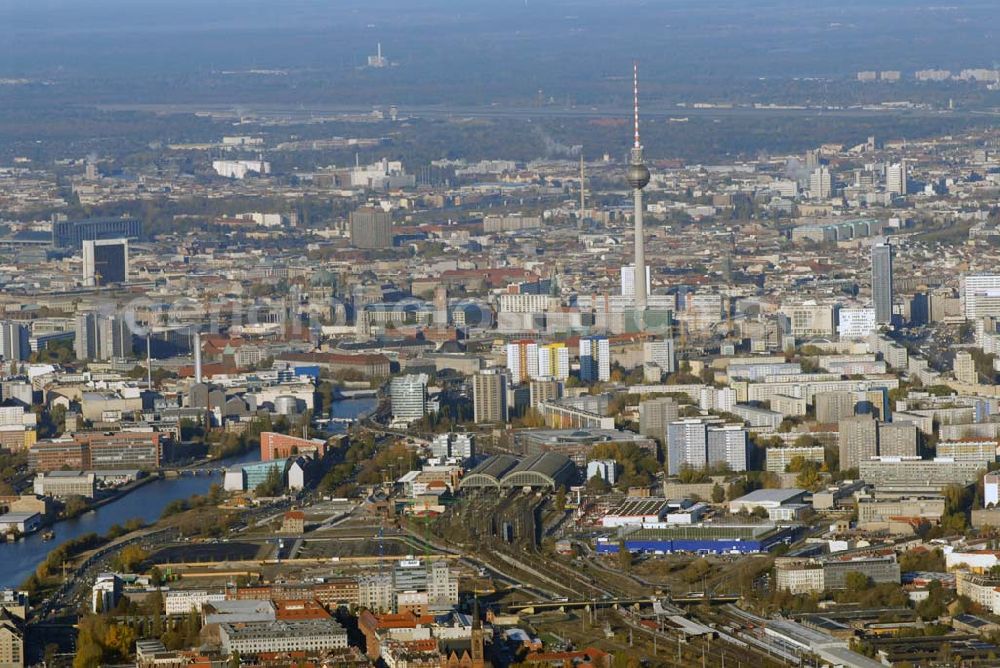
[0,397,376,589]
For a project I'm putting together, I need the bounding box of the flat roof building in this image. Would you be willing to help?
[859,458,984,493]
[33,471,97,498]
[219,618,348,655]
[729,488,808,514]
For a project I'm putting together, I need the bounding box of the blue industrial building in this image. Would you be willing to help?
[596,524,796,555]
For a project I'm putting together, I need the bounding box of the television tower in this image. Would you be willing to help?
[627,61,651,312]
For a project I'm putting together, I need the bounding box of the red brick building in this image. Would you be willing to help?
[280,510,305,534]
[260,432,328,462]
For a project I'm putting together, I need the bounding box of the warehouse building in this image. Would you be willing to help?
[33,471,97,498]
[597,523,795,555]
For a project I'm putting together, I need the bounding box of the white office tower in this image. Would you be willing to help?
[962,274,1000,320]
[579,336,611,382]
[666,419,709,475]
[886,161,907,196]
[389,373,428,422]
[643,339,676,374]
[430,433,474,461]
[809,166,832,199]
[620,264,651,300]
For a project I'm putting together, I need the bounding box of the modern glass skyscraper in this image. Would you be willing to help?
[872,240,893,324]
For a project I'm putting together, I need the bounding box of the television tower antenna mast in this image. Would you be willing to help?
[626,61,651,313]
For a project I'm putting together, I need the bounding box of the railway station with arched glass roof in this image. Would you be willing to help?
[458,452,576,492]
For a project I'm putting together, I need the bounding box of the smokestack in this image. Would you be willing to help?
[146,333,152,388]
[194,331,203,384]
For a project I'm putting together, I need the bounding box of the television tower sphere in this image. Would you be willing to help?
[627,161,650,190]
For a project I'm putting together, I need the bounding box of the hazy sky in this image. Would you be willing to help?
[0,1,996,104]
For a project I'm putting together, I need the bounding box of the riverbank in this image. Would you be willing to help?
[0,458,254,589]
[84,474,157,513]
[0,398,378,589]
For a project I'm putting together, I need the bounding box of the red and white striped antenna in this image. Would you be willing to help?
[633,60,641,149]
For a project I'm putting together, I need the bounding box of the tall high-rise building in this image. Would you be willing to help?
[472,369,507,424]
[872,240,894,324]
[82,238,129,286]
[877,422,918,458]
[74,313,98,361]
[620,264,651,300]
[627,62,651,313]
[886,161,907,196]
[0,322,30,363]
[839,414,878,470]
[707,425,748,472]
[74,313,132,361]
[666,419,708,475]
[505,340,539,384]
[954,351,977,385]
[910,292,931,326]
[815,391,857,424]
[805,148,821,174]
[639,397,679,446]
[389,374,429,422]
[809,166,832,199]
[537,343,569,380]
[579,336,611,382]
[667,419,748,476]
[349,207,393,249]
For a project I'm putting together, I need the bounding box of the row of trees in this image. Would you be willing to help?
[75,602,203,668]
